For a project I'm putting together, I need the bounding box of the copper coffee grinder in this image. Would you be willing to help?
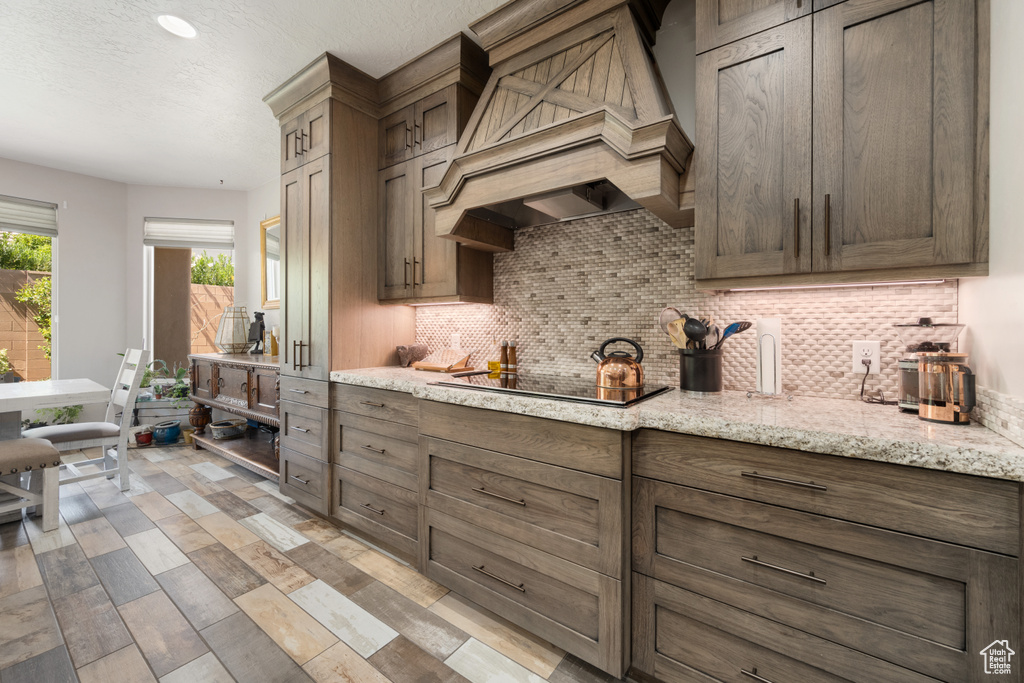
[892,318,965,413]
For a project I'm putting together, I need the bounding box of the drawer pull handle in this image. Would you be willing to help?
[360,502,385,515]
[741,556,826,585]
[288,389,308,394]
[361,445,386,454]
[741,471,827,491]
[741,669,777,683]
[473,487,526,506]
[289,475,309,486]
[292,426,310,433]
[359,401,385,408]
[473,565,525,592]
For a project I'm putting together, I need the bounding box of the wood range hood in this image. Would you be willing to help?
[424,0,694,253]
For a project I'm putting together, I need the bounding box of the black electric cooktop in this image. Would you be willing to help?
[432,372,672,407]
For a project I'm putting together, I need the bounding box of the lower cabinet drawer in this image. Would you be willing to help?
[633,574,857,683]
[632,476,1017,682]
[422,436,623,577]
[280,400,328,461]
[335,412,418,491]
[280,449,328,516]
[423,508,626,678]
[331,465,417,558]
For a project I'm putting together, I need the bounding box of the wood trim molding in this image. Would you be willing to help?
[264,53,379,122]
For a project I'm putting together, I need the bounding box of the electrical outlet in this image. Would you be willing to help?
[851,340,881,374]
[450,333,462,349]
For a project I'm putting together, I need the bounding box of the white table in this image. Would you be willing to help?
[0,379,110,522]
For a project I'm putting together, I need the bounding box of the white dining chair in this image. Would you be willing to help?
[22,348,149,493]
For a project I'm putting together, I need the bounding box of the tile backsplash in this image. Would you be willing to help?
[416,209,959,402]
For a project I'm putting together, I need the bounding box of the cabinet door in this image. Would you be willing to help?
[695,17,812,280]
[303,156,331,380]
[414,86,457,157]
[251,368,279,417]
[281,112,305,174]
[280,165,306,376]
[191,359,214,400]
[301,100,331,166]
[379,105,415,169]
[282,157,330,380]
[412,147,458,298]
[696,0,811,53]
[813,0,976,273]
[378,161,415,301]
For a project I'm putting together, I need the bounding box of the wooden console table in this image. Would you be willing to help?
[188,353,280,481]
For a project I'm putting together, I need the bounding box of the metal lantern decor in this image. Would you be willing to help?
[214,306,253,353]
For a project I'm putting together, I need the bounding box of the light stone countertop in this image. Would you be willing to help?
[329,367,1024,482]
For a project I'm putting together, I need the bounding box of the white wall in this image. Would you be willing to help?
[959,1,1024,398]
[0,157,127,384]
[124,185,249,354]
[244,179,281,333]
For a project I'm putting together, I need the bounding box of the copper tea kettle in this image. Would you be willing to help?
[591,337,645,389]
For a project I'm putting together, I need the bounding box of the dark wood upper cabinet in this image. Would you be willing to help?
[813,0,979,273]
[695,0,988,286]
[695,16,812,280]
[280,100,331,174]
[378,85,460,170]
[378,146,493,304]
[696,0,811,54]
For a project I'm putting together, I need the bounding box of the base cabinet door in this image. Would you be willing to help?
[331,464,418,559]
[813,0,979,273]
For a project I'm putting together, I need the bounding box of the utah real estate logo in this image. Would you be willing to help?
[980,640,1015,675]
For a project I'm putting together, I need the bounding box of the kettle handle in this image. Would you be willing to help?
[598,337,643,364]
[960,367,976,414]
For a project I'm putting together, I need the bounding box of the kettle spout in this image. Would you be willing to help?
[589,350,604,364]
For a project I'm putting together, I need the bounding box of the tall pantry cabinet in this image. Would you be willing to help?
[265,54,416,380]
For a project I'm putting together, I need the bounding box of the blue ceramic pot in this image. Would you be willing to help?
[152,420,181,444]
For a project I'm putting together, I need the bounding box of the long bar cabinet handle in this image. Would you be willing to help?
[405,126,413,150]
[404,258,411,287]
[361,445,386,454]
[359,401,385,408]
[288,389,308,394]
[289,475,309,485]
[472,487,526,506]
[360,503,385,515]
[741,555,826,584]
[824,193,831,256]
[793,198,800,259]
[741,669,778,683]
[472,565,525,592]
[292,426,309,433]
[740,471,827,491]
[413,258,420,286]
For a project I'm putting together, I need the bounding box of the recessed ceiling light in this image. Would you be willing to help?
[157,15,198,39]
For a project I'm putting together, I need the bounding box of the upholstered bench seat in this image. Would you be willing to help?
[0,437,61,474]
[22,422,120,445]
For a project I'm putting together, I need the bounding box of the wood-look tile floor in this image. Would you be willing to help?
[0,444,624,683]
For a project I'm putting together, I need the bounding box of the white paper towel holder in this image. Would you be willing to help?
[746,332,792,400]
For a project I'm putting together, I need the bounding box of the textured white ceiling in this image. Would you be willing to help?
[0,0,506,191]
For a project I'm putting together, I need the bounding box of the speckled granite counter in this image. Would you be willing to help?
[330,367,1024,482]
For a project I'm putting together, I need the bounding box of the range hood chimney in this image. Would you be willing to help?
[425,0,693,252]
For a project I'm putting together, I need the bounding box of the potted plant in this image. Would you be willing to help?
[0,349,15,383]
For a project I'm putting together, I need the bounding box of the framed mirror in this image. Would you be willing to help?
[260,216,281,309]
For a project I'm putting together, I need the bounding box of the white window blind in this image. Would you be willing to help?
[0,194,58,237]
[143,217,234,249]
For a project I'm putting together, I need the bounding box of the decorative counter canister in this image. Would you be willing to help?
[679,348,723,393]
